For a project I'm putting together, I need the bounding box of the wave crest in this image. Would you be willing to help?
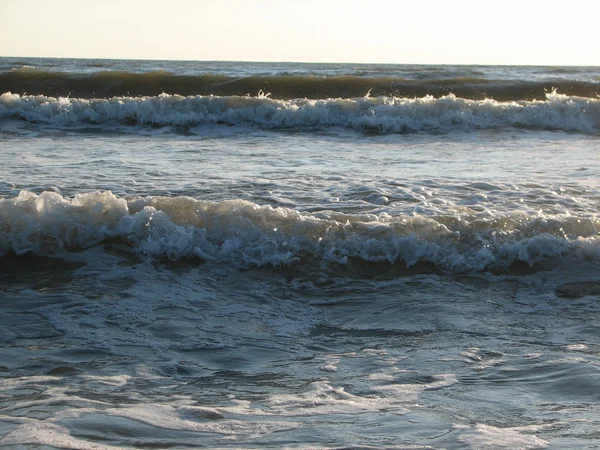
[1,69,599,100]
[1,91,599,134]
[1,191,599,271]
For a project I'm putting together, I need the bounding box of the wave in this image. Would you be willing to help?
[1,69,599,100]
[1,191,599,272]
[1,91,598,134]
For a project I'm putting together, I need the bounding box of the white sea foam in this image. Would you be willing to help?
[1,91,598,134]
[457,423,550,449]
[0,422,120,449]
[1,190,599,270]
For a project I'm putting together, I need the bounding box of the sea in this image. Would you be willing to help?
[0,57,599,449]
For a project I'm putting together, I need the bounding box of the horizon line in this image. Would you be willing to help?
[1,55,598,68]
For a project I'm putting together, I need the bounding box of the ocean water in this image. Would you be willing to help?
[1,57,600,449]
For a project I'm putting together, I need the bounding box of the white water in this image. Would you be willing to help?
[2,91,599,133]
[2,189,600,270]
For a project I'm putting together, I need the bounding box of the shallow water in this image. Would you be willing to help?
[1,246,600,449]
[1,58,600,449]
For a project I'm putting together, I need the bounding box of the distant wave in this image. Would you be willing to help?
[1,191,599,271]
[1,69,599,100]
[1,91,598,134]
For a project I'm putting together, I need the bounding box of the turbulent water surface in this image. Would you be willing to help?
[1,57,600,449]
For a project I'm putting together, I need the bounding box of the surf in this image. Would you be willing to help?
[2,190,599,271]
[1,91,599,134]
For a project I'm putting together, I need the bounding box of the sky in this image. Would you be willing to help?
[1,0,598,66]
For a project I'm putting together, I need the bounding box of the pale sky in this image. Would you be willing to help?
[1,0,598,65]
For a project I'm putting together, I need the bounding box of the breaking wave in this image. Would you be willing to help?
[2,191,599,271]
[1,91,599,134]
